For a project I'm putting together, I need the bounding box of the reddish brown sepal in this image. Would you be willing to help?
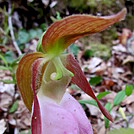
[42,8,126,53]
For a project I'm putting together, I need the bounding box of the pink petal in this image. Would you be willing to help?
[37,91,93,134]
[60,92,93,134]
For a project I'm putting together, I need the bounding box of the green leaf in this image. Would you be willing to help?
[125,84,133,96]
[113,90,125,106]
[97,91,111,100]
[4,51,16,64]
[17,30,29,45]
[29,28,43,40]
[79,99,98,107]
[70,84,81,90]
[56,11,62,20]
[10,54,24,67]
[108,128,134,134]
[29,29,37,40]
[19,129,31,134]
[0,79,15,84]
[104,102,112,128]
[0,66,9,70]
[89,76,102,86]
[9,101,18,113]
[84,49,93,59]
[0,54,8,66]
[70,44,80,56]
[36,31,46,53]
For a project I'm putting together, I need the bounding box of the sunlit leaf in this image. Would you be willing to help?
[108,128,134,134]
[89,76,102,86]
[0,79,15,84]
[9,101,18,113]
[97,91,111,100]
[104,102,112,128]
[113,90,125,106]
[83,49,93,60]
[0,66,9,70]
[0,54,8,66]
[79,100,98,107]
[125,84,133,96]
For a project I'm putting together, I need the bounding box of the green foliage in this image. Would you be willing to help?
[104,102,112,128]
[101,0,113,7]
[50,11,62,22]
[79,99,98,107]
[79,85,133,129]
[0,66,9,70]
[0,53,23,84]
[125,84,133,96]
[79,91,111,107]
[79,91,111,108]
[4,51,16,64]
[17,28,43,47]
[0,6,10,46]
[17,30,29,46]
[69,0,87,9]
[0,54,8,67]
[87,0,96,8]
[108,128,134,134]
[83,49,93,59]
[29,29,43,40]
[113,90,125,106]
[9,101,18,113]
[70,44,80,56]
[56,12,62,20]
[89,76,102,86]
[19,129,31,134]
[89,43,111,60]
[97,91,111,100]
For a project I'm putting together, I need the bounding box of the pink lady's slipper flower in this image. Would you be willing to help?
[16,9,126,134]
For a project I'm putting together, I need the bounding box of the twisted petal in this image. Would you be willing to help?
[31,58,48,134]
[42,8,126,54]
[65,54,113,122]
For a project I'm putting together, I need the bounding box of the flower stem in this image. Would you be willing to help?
[52,57,74,80]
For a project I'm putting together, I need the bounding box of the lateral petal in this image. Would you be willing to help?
[65,54,113,122]
[42,8,126,54]
[31,90,41,134]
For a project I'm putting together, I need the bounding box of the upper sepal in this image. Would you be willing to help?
[16,52,45,112]
[42,8,126,55]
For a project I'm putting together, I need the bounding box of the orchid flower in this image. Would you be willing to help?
[16,8,126,134]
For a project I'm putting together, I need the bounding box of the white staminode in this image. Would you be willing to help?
[50,72,57,80]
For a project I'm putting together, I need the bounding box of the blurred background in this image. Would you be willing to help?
[0,0,134,134]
